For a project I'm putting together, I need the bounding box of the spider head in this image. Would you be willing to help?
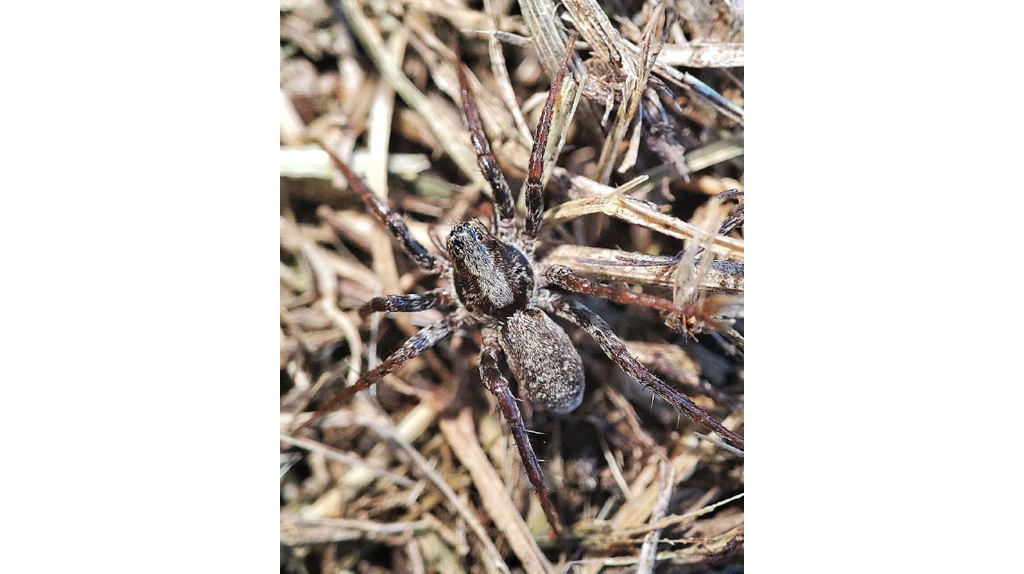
[446,220,534,319]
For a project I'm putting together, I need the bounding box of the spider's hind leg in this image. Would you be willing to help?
[548,296,744,453]
[293,316,457,433]
[480,327,566,540]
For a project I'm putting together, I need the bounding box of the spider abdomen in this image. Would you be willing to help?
[499,308,585,414]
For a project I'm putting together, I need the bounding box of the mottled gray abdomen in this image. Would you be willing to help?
[499,309,585,414]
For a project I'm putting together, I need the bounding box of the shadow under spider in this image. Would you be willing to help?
[295,31,743,541]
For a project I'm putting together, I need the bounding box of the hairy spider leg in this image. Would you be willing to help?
[456,53,516,240]
[546,264,741,340]
[359,288,454,318]
[523,32,578,248]
[294,316,456,433]
[318,143,447,274]
[480,328,565,540]
[544,264,692,316]
[550,297,744,453]
[717,189,744,237]
[545,264,742,382]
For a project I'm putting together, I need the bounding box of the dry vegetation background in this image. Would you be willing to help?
[280,0,744,572]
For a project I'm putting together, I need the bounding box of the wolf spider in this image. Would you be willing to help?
[301,34,743,538]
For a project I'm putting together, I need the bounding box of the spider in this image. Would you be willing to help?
[298,33,743,538]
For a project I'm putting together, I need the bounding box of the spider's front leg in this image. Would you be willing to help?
[293,316,457,433]
[522,32,578,251]
[455,52,516,240]
[480,328,566,540]
[548,296,745,453]
[317,143,447,275]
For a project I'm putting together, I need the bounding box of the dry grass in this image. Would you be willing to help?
[281,0,743,571]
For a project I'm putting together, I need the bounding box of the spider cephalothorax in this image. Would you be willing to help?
[446,220,534,320]
[299,32,743,539]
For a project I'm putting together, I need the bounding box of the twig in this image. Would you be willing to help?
[574,449,702,574]
[280,433,416,488]
[597,433,632,502]
[541,244,743,293]
[439,407,556,574]
[543,195,744,261]
[516,0,580,84]
[636,461,675,574]
[594,4,670,182]
[365,29,405,296]
[694,432,745,457]
[481,0,534,145]
[405,536,427,574]
[336,0,484,185]
[364,406,512,574]
[647,41,743,68]
[281,513,431,545]
[300,399,436,519]
[621,492,745,537]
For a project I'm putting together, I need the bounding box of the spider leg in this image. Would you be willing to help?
[548,296,744,453]
[717,189,744,237]
[294,316,456,433]
[544,264,690,316]
[480,328,565,540]
[427,225,450,258]
[455,52,516,240]
[523,32,578,248]
[359,288,454,318]
[318,142,447,274]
